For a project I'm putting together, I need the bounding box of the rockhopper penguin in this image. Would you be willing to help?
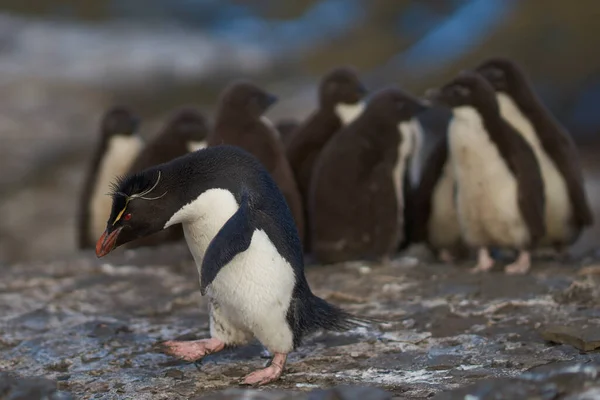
[427,71,546,274]
[95,145,367,385]
[411,130,467,263]
[123,107,210,249]
[476,57,593,252]
[77,106,143,249]
[309,87,428,264]
[286,66,368,249]
[207,81,306,247]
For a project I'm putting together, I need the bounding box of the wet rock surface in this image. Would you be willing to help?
[2,246,600,399]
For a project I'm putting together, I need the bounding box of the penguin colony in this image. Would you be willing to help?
[81,58,593,385]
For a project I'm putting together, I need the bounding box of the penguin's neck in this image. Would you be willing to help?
[334,101,366,125]
[164,188,239,274]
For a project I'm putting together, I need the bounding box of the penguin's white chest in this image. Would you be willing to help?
[497,93,573,243]
[334,101,366,125]
[449,106,529,248]
[394,119,418,220]
[187,140,208,152]
[90,135,143,240]
[428,159,462,248]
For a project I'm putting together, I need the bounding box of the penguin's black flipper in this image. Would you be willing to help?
[200,191,253,295]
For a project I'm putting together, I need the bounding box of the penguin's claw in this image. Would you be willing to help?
[470,247,494,274]
[160,338,224,362]
[504,251,531,275]
[241,352,287,386]
[241,364,283,386]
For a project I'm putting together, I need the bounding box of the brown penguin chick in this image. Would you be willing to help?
[411,129,468,262]
[285,66,368,248]
[208,80,305,242]
[275,118,300,148]
[77,106,143,249]
[476,57,593,252]
[124,107,210,249]
[309,87,428,264]
[427,71,546,275]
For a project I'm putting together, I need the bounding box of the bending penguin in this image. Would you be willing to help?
[427,71,545,274]
[476,58,593,253]
[77,106,143,249]
[124,107,210,249]
[95,145,368,385]
[208,80,305,245]
[309,87,427,264]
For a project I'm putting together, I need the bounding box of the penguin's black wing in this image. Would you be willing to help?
[535,119,594,227]
[200,191,253,295]
[503,124,546,244]
[411,136,449,243]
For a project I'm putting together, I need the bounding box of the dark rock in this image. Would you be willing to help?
[433,361,600,400]
[0,372,73,400]
[164,369,185,380]
[194,388,306,399]
[541,325,600,351]
[308,385,393,400]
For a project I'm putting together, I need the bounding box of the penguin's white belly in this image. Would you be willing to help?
[394,120,418,224]
[428,160,462,248]
[497,93,573,244]
[449,107,529,248]
[208,229,295,353]
[165,188,295,353]
[89,135,143,240]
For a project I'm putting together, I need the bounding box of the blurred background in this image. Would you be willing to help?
[1,0,599,265]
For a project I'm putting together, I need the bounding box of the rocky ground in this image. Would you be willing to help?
[2,244,600,399]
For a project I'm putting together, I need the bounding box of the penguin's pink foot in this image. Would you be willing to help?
[241,352,287,386]
[439,249,455,264]
[470,247,494,274]
[160,338,224,362]
[504,251,531,275]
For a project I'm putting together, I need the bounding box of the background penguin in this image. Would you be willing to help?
[476,57,594,253]
[309,87,428,265]
[427,71,546,275]
[124,107,210,249]
[77,106,143,249]
[411,129,467,262]
[285,66,368,249]
[275,118,300,148]
[94,145,368,386]
[207,80,305,245]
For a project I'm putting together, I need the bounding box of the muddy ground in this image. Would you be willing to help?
[1,244,600,399]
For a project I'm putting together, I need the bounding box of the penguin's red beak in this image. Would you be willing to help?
[95,227,122,258]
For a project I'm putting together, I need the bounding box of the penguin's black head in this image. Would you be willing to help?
[425,71,498,112]
[217,80,277,119]
[476,57,526,94]
[164,107,209,143]
[100,106,140,139]
[96,168,177,257]
[365,87,429,123]
[319,66,368,108]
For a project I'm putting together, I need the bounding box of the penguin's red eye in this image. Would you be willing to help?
[123,213,132,221]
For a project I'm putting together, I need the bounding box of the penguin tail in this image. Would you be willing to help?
[308,294,383,332]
